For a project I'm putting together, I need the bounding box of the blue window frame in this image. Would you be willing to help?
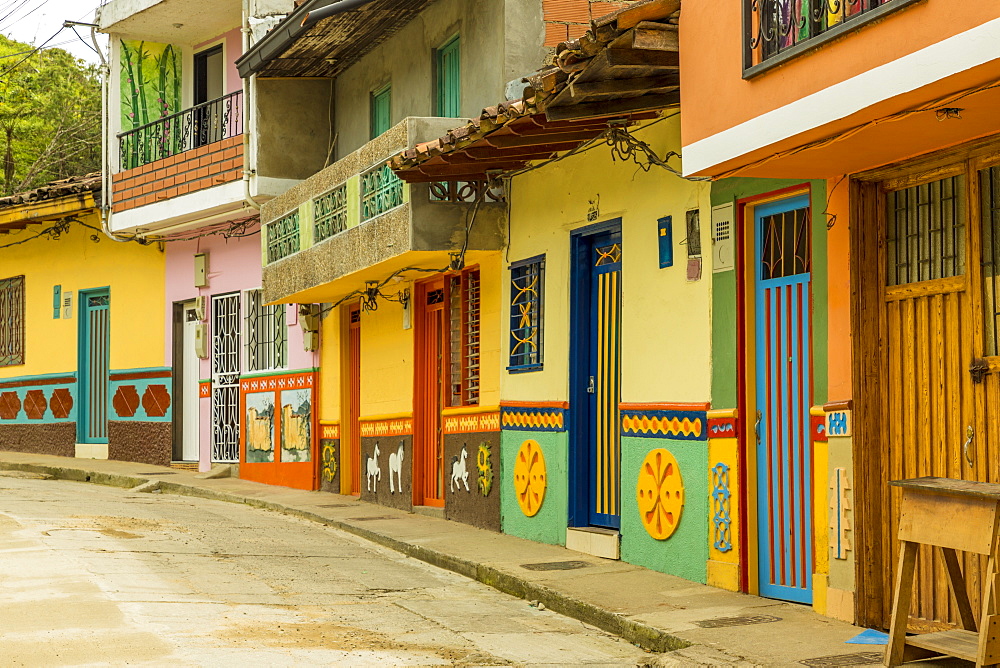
[370,84,391,139]
[435,35,460,117]
[508,255,544,372]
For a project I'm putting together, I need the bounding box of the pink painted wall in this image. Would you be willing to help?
[164,233,318,470]
[193,27,244,96]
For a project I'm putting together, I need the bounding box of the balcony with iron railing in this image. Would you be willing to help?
[111,91,245,215]
[260,117,506,304]
[742,0,922,77]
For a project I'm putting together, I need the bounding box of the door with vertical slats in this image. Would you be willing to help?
[587,231,623,529]
[78,289,110,443]
[347,305,362,494]
[754,195,813,604]
[415,280,446,507]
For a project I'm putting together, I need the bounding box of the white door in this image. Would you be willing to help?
[181,305,200,461]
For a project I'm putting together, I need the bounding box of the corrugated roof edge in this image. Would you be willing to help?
[236,0,327,78]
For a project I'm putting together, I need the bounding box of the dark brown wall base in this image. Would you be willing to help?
[108,421,172,466]
[0,423,76,457]
[319,438,341,493]
[360,435,413,511]
[444,431,501,532]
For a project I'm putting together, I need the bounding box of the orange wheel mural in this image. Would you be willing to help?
[636,448,685,540]
[514,439,546,517]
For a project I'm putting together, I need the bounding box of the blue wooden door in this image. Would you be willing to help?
[586,230,623,528]
[754,195,813,604]
[78,289,110,444]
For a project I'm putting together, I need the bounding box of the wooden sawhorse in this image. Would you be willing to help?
[886,477,1000,667]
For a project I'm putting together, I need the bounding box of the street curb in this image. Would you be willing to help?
[0,460,690,654]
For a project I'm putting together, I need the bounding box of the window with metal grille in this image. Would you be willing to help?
[508,256,544,372]
[448,268,480,406]
[245,289,287,373]
[435,35,460,117]
[760,206,810,280]
[314,183,348,242]
[886,176,965,286]
[0,275,25,367]
[981,167,1000,356]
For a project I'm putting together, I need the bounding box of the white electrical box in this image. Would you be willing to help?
[194,253,209,288]
[194,323,209,359]
[712,203,735,273]
[194,296,207,321]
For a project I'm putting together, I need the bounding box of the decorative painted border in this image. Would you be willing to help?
[359,414,413,438]
[620,403,708,441]
[320,423,340,439]
[0,373,76,390]
[241,371,315,393]
[110,367,173,422]
[500,401,568,433]
[707,408,738,439]
[824,400,852,438]
[443,409,501,435]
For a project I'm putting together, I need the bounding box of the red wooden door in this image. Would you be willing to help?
[347,305,361,494]
[414,279,447,507]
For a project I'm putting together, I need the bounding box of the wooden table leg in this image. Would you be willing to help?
[886,540,918,667]
[941,547,978,631]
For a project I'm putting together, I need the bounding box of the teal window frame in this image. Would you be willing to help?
[370,83,392,139]
[435,35,460,118]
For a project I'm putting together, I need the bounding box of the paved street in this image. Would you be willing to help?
[0,471,651,667]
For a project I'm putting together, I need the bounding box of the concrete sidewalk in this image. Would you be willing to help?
[0,452,888,666]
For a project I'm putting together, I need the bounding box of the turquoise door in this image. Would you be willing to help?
[78,289,110,444]
[753,195,813,604]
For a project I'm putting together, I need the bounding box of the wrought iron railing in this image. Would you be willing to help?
[118,90,243,171]
[266,210,301,264]
[743,0,918,75]
[314,184,349,242]
[361,161,405,222]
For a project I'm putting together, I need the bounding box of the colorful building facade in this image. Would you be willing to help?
[0,176,170,464]
[681,0,1000,629]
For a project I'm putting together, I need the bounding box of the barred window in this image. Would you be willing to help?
[448,268,480,406]
[0,276,25,367]
[245,289,287,373]
[887,176,965,286]
[508,256,544,371]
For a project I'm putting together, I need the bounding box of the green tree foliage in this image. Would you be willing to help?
[0,34,101,196]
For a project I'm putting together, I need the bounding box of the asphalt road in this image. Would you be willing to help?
[0,471,653,667]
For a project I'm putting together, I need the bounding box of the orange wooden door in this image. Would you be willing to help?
[877,162,1000,630]
[414,279,447,507]
[347,304,361,495]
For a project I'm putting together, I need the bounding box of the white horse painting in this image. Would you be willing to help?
[388,441,404,494]
[366,444,381,492]
[450,445,469,492]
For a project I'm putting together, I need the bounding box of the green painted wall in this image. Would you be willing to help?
[500,429,568,545]
[620,436,708,584]
[709,178,829,409]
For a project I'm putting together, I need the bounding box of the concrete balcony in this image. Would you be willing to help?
[260,117,506,305]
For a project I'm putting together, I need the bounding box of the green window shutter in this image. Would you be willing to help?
[435,36,460,117]
[370,84,391,139]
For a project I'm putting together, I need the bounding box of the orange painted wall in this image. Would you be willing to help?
[680,1,1000,147]
[826,177,852,402]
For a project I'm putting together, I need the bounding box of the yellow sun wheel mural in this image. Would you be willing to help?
[514,439,547,517]
[637,448,685,540]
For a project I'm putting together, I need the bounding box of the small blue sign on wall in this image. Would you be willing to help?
[658,216,673,268]
[53,285,62,319]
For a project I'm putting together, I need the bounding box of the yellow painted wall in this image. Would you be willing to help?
[502,116,713,403]
[707,432,741,592]
[351,252,502,418]
[0,208,166,378]
[318,305,343,423]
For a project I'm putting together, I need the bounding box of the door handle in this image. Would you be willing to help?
[964,425,975,468]
[586,376,595,394]
[755,410,762,446]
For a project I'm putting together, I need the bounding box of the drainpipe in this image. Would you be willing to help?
[90,25,131,242]
[242,14,262,212]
